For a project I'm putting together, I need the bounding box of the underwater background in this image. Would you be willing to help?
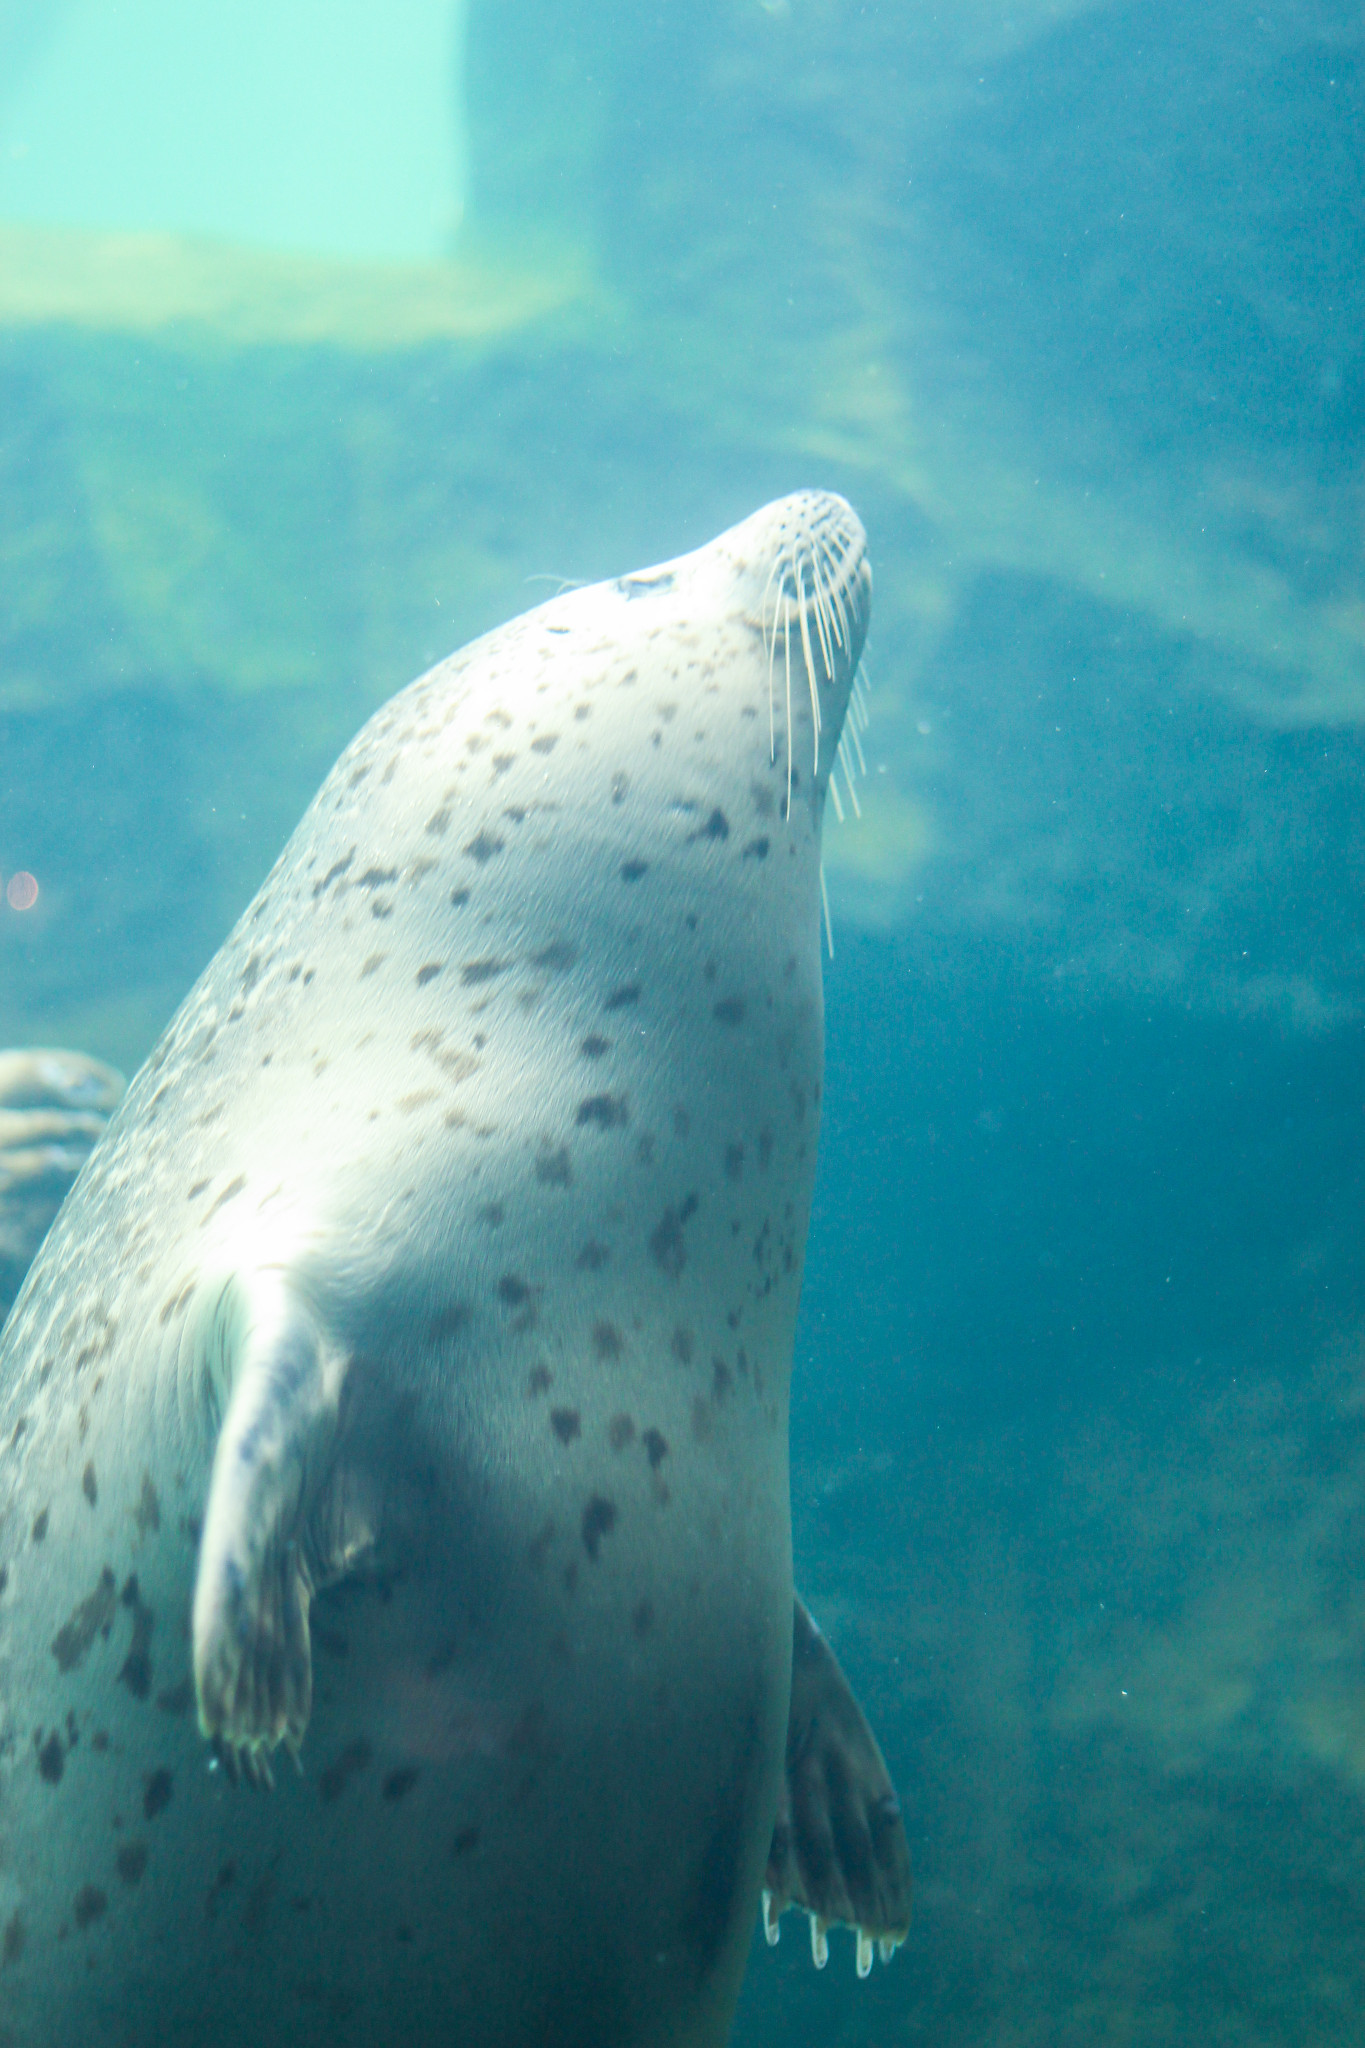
[1,0,1362,2040]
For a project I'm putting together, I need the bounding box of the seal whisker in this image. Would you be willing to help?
[820,863,835,958]
[795,561,822,777]
[838,735,861,818]
[813,536,849,657]
[784,592,794,822]
[807,546,837,680]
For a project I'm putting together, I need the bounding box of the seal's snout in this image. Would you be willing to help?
[756,491,870,647]
[734,490,871,813]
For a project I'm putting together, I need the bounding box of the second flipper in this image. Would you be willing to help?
[763,1594,912,1975]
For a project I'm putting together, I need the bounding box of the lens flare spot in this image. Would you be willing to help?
[6,872,39,911]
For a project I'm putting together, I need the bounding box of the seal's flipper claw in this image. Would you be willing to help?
[762,1594,912,1965]
[192,1271,369,1775]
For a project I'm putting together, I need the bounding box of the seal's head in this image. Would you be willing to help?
[618,489,871,825]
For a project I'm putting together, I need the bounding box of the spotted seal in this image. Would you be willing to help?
[0,492,910,2046]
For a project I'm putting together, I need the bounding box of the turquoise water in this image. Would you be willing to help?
[2,1,1362,2040]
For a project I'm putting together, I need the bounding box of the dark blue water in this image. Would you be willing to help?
[2,0,1362,2039]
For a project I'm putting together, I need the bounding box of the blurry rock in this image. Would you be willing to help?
[0,1050,125,1320]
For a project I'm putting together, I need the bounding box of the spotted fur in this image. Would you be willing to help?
[0,493,874,2047]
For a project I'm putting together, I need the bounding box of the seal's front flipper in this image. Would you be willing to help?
[763,1594,912,1974]
[191,1272,371,1783]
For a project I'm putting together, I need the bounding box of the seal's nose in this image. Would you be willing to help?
[731,491,871,811]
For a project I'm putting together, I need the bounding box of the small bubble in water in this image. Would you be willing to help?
[6,872,39,911]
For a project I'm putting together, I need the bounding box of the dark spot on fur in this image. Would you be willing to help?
[52,1567,117,1672]
[528,1363,553,1396]
[712,1359,733,1402]
[357,866,398,889]
[604,983,640,1010]
[205,1861,236,1920]
[576,1240,610,1271]
[3,1911,25,1965]
[689,809,729,843]
[82,1462,98,1506]
[415,962,444,986]
[672,1326,694,1364]
[319,1739,372,1804]
[743,837,770,860]
[383,1766,420,1802]
[312,850,355,897]
[551,1409,581,1445]
[452,1825,481,1856]
[143,1768,174,1820]
[461,958,505,985]
[650,1194,698,1279]
[577,1094,628,1129]
[37,1731,64,1783]
[135,1474,161,1536]
[116,1842,149,1886]
[581,1496,617,1560]
[73,1885,106,1930]
[532,940,578,971]
[713,997,745,1026]
[156,1677,194,1716]
[188,1179,211,1201]
[632,1600,655,1636]
[642,1428,669,1469]
[118,1575,154,1700]
[608,1414,636,1451]
[31,1508,48,1543]
[478,1202,504,1227]
[203,1174,247,1221]
[536,1144,572,1187]
[450,886,471,907]
[725,1143,744,1180]
[691,1396,713,1442]
[620,860,648,882]
[464,831,504,864]
[594,1321,624,1361]
[581,1035,610,1059]
[497,1275,529,1309]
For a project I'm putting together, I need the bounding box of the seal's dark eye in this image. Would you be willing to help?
[617,572,675,600]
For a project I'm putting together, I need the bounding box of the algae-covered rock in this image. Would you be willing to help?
[0,1047,124,1319]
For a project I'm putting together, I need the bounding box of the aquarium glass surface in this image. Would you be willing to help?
[1,2,1362,2042]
